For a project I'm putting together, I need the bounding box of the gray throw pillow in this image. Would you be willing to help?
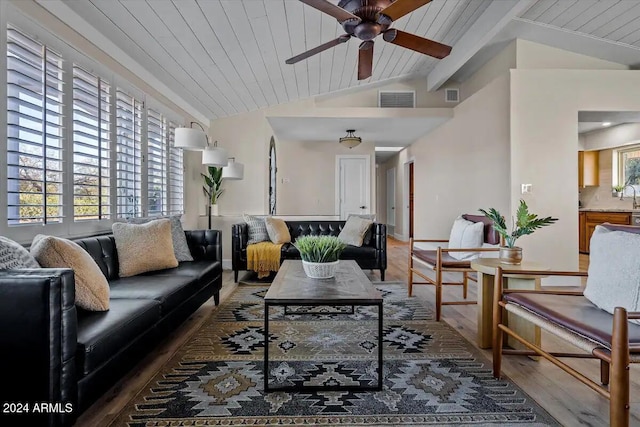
[127,215,193,262]
[348,214,376,245]
[0,236,40,269]
[243,214,269,245]
[338,216,374,247]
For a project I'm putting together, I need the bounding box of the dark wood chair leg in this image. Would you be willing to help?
[407,238,414,297]
[601,360,610,386]
[610,307,630,427]
[462,272,468,299]
[435,248,443,321]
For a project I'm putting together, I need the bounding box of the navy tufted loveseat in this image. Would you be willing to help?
[0,230,221,426]
[231,220,386,282]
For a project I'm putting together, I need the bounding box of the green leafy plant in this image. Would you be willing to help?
[294,235,346,263]
[202,166,223,205]
[479,200,558,248]
[613,184,625,192]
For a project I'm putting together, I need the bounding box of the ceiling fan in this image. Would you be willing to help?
[285,0,452,80]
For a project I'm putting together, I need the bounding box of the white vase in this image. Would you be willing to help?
[302,260,339,279]
[210,204,219,217]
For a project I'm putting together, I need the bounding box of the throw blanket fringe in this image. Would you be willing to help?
[247,242,283,278]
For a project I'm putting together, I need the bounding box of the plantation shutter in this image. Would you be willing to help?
[147,108,167,216]
[116,89,143,218]
[72,65,111,221]
[168,121,184,215]
[6,27,65,225]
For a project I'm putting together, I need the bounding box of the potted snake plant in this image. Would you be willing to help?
[479,200,558,265]
[294,235,346,279]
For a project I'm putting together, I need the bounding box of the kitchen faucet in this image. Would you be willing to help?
[621,184,640,209]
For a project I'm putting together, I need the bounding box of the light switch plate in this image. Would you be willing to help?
[521,184,532,194]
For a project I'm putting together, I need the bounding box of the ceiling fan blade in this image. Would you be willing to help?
[383,29,451,59]
[299,0,361,23]
[377,0,432,24]
[358,41,374,80]
[285,35,351,64]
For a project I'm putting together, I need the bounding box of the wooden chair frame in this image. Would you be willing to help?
[492,267,638,427]
[408,238,499,321]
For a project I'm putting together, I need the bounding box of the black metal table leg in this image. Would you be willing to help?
[377,302,383,391]
[264,302,270,392]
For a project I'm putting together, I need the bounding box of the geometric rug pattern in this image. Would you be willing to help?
[111,283,560,426]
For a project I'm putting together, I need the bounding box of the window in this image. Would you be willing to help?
[168,121,184,215]
[4,24,185,235]
[72,66,111,221]
[6,27,64,225]
[617,145,640,196]
[147,108,167,216]
[115,89,143,218]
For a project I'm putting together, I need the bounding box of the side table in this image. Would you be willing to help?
[471,258,549,349]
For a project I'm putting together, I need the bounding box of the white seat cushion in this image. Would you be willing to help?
[448,216,484,260]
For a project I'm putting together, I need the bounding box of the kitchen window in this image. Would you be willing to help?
[617,145,640,196]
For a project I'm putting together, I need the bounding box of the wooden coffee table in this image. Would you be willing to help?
[263,260,383,392]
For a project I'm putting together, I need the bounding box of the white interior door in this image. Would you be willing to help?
[386,168,395,226]
[336,155,371,220]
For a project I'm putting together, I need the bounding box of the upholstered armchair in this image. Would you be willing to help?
[408,214,500,321]
[492,223,640,427]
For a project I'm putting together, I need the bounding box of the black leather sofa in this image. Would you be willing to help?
[232,220,386,282]
[0,229,222,427]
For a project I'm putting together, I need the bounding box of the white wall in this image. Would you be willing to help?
[276,139,375,215]
[516,39,629,71]
[378,75,511,241]
[583,123,640,151]
[510,69,640,271]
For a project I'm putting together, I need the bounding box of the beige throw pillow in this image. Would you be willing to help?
[112,219,178,277]
[338,216,374,247]
[265,217,291,244]
[31,235,110,311]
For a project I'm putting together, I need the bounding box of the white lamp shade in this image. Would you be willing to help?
[174,127,208,150]
[202,146,229,166]
[222,158,244,180]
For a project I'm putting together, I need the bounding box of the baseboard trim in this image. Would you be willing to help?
[222,259,232,270]
[393,233,408,242]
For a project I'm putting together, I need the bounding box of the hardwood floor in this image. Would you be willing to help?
[77,238,639,426]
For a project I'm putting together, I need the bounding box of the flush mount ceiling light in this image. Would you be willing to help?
[174,121,208,150]
[202,140,229,167]
[222,157,244,180]
[339,129,362,149]
[602,122,612,127]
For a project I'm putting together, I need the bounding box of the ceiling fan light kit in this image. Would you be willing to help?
[339,129,362,149]
[287,0,452,80]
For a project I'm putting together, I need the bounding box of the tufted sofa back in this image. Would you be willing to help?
[74,230,221,280]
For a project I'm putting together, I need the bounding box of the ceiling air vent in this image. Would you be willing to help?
[445,88,460,103]
[378,91,415,108]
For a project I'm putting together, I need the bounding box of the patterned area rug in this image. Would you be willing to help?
[111,282,559,426]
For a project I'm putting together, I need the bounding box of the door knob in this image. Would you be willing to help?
[360,206,366,209]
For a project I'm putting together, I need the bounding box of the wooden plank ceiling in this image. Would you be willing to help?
[58,0,492,119]
[51,0,640,120]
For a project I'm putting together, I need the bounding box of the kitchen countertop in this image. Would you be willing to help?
[579,208,640,212]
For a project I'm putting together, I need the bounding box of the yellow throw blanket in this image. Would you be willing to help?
[247,242,283,279]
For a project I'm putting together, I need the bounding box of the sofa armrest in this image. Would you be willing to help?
[372,223,387,269]
[185,230,222,262]
[0,268,78,426]
[232,223,248,264]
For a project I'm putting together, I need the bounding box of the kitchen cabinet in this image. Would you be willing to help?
[579,212,586,253]
[579,211,631,253]
[578,151,599,187]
